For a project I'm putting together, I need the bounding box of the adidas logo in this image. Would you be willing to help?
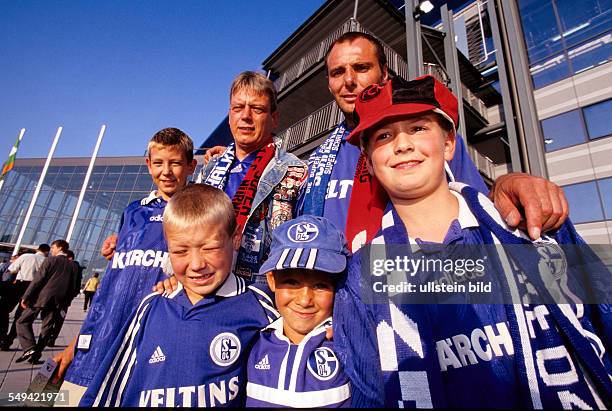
[149,214,163,222]
[254,354,270,370]
[148,346,166,364]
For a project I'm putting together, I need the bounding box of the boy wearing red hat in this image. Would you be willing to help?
[334,75,611,408]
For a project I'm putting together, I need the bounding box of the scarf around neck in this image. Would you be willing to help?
[363,185,611,408]
[203,141,276,234]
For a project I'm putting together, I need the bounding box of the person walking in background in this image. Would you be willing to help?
[45,250,83,347]
[15,240,78,364]
[82,273,99,311]
[0,244,49,350]
[0,258,10,281]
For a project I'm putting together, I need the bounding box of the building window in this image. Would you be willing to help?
[542,109,587,152]
[598,177,612,220]
[519,0,611,89]
[584,99,612,140]
[563,181,604,223]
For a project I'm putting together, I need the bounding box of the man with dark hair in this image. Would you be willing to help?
[0,243,50,350]
[299,31,569,250]
[45,250,82,347]
[15,239,78,364]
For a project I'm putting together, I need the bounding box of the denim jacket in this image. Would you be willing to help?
[199,142,307,282]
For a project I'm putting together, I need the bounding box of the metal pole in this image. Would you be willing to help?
[498,0,548,178]
[441,4,466,135]
[66,125,106,243]
[352,0,359,20]
[13,126,63,256]
[0,128,26,194]
[405,0,423,79]
[486,0,522,172]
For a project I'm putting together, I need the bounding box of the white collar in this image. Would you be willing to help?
[214,272,247,297]
[449,189,479,229]
[263,316,332,344]
[140,191,162,206]
[166,272,247,301]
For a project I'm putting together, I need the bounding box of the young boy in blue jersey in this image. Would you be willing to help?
[334,75,611,408]
[54,128,197,405]
[80,184,278,407]
[246,215,352,408]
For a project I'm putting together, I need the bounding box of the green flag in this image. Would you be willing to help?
[1,129,25,181]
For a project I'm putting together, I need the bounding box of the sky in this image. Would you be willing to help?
[0,0,324,159]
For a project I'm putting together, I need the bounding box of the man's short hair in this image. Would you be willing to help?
[66,250,75,260]
[230,71,278,113]
[51,239,69,252]
[163,185,237,238]
[147,128,194,163]
[37,243,50,253]
[325,31,387,72]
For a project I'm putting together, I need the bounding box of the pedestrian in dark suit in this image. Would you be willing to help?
[15,240,78,364]
[45,249,83,347]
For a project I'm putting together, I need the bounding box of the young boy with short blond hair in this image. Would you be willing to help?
[246,215,351,408]
[59,128,197,403]
[79,184,277,407]
[334,76,611,408]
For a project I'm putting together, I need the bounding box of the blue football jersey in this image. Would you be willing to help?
[246,317,351,408]
[66,192,171,387]
[80,273,279,407]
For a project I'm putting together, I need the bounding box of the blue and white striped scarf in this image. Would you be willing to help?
[355,183,611,408]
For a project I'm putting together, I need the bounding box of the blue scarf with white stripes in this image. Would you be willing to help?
[362,184,612,408]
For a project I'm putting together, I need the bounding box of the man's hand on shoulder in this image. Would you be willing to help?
[490,172,569,240]
[101,234,118,261]
[203,146,226,165]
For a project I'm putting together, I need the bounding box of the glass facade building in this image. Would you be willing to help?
[517,0,612,243]
[0,156,203,276]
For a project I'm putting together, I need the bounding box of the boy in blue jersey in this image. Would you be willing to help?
[246,215,351,408]
[80,184,278,407]
[55,128,197,404]
[334,75,611,408]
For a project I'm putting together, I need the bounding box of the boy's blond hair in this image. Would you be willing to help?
[230,71,278,113]
[163,184,237,238]
[147,127,194,163]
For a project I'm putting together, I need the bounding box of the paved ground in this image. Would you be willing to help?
[0,295,86,407]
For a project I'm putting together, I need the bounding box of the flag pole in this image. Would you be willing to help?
[0,128,26,194]
[12,126,63,256]
[66,124,106,243]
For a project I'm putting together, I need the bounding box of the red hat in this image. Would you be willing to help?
[346,75,458,146]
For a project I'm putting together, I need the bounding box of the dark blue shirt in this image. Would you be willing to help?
[224,151,258,199]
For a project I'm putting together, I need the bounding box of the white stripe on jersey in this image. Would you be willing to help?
[247,382,351,407]
[115,349,138,406]
[288,326,326,392]
[259,301,280,321]
[108,306,150,407]
[248,286,274,306]
[93,292,158,406]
